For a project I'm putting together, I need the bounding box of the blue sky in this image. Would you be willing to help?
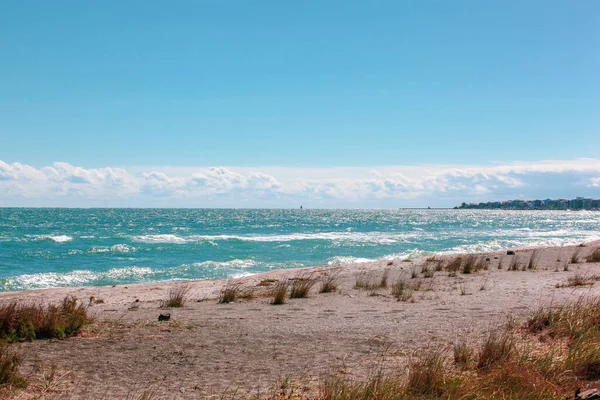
[1,1,599,206]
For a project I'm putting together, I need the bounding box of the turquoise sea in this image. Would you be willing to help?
[1,208,599,292]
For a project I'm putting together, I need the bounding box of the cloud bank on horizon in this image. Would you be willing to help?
[1,159,600,208]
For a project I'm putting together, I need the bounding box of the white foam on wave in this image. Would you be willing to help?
[132,234,188,244]
[327,256,375,265]
[110,244,135,253]
[36,234,73,243]
[229,272,256,279]
[192,259,257,269]
[106,266,153,279]
[379,248,429,261]
[1,266,158,291]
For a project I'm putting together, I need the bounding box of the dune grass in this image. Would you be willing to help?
[271,281,289,305]
[297,296,600,400]
[289,273,317,299]
[0,296,91,342]
[0,343,26,387]
[586,248,600,263]
[159,285,190,308]
[319,272,340,293]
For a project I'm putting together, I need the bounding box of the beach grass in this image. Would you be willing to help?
[159,284,190,308]
[0,296,91,342]
[289,273,317,299]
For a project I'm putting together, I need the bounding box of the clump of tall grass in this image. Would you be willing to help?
[218,282,243,303]
[445,257,462,274]
[571,247,582,264]
[159,285,190,308]
[528,249,540,270]
[526,297,600,341]
[556,274,600,288]
[462,255,476,274]
[508,255,519,271]
[476,330,515,370]
[319,272,339,293]
[391,278,414,302]
[271,281,289,305]
[354,271,388,291]
[586,248,600,263]
[0,296,92,342]
[289,273,317,299]
[0,343,26,387]
[453,341,472,369]
[406,350,447,396]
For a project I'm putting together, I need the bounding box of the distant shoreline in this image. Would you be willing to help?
[456,197,600,211]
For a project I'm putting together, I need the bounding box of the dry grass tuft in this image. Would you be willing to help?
[571,247,582,264]
[556,274,600,288]
[391,278,414,302]
[509,255,519,271]
[218,282,242,304]
[406,350,447,396]
[0,343,26,387]
[0,296,92,342]
[462,255,476,274]
[289,273,317,299]
[453,341,472,369]
[160,285,190,308]
[476,330,515,370]
[354,272,388,291]
[528,249,540,270]
[319,272,340,293]
[271,280,289,305]
[445,257,462,274]
[586,248,600,263]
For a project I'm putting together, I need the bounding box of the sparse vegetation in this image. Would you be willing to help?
[462,255,476,274]
[379,269,389,288]
[289,273,317,299]
[271,280,289,305]
[391,278,414,302]
[476,330,515,370]
[586,248,600,263]
[453,341,471,369]
[319,272,339,293]
[406,350,447,396]
[445,257,462,274]
[219,282,242,303]
[556,274,600,288]
[528,249,540,269]
[159,285,190,308]
[354,272,388,291]
[571,247,582,264]
[0,343,26,387]
[0,296,92,342]
[509,255,519,271]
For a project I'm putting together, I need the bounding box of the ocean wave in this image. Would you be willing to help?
[327,256,375,265]
[1,266,158,291]
[192,259,257,269]
[36,234,73,243]
[132,234,188,244]
[132,231,413,245]
[229,272,256,279]
[110,244,135,253]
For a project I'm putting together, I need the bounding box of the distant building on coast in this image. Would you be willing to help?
[455,197,600,211]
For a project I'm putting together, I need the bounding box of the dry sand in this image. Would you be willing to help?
[2,241,600,399]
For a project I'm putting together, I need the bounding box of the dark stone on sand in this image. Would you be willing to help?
[158,313,171,322]
[507,250,516,255]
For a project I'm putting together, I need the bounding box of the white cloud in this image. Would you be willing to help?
[0,159,599,207]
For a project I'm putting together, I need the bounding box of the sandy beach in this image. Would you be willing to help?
[2,241,600,399]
